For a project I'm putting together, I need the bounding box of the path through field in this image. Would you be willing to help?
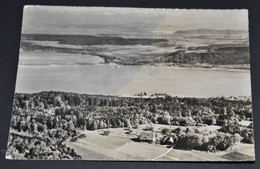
[66,130,254,161]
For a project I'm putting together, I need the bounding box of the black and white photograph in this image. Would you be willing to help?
[6,6,254,161]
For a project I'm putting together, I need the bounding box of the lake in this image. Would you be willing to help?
[15,51,251,98]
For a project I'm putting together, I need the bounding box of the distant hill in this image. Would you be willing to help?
[21,34,168,46]
[174,29,248,35]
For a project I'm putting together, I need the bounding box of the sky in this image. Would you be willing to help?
[21,6,249,37]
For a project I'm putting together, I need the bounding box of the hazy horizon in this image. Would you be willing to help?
[21,6,248,37]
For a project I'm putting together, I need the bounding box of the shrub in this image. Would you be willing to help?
[127,129,133,134]
[202,116,216,125]
[218,122,241,134]
[209,133,236,151]
[102,130,111,136]
[241,130,254,144]
[70,137,77,142]
[220,123,254,144]
[161,128,171,135]
[179,117,196,126]
[174,133,237,152]
[77,134,86,139]
[143,126,154,131]
[175,133,206,150]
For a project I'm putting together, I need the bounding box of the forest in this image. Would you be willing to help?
[7,92,254,159]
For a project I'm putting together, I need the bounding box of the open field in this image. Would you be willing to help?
[66,125,254,161]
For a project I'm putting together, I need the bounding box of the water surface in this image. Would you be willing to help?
[15,51,251,97]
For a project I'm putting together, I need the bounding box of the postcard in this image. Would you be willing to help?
[6,6,254,161]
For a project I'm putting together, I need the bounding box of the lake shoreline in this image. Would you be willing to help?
[14,91,252,100]
[18,62,250,72]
